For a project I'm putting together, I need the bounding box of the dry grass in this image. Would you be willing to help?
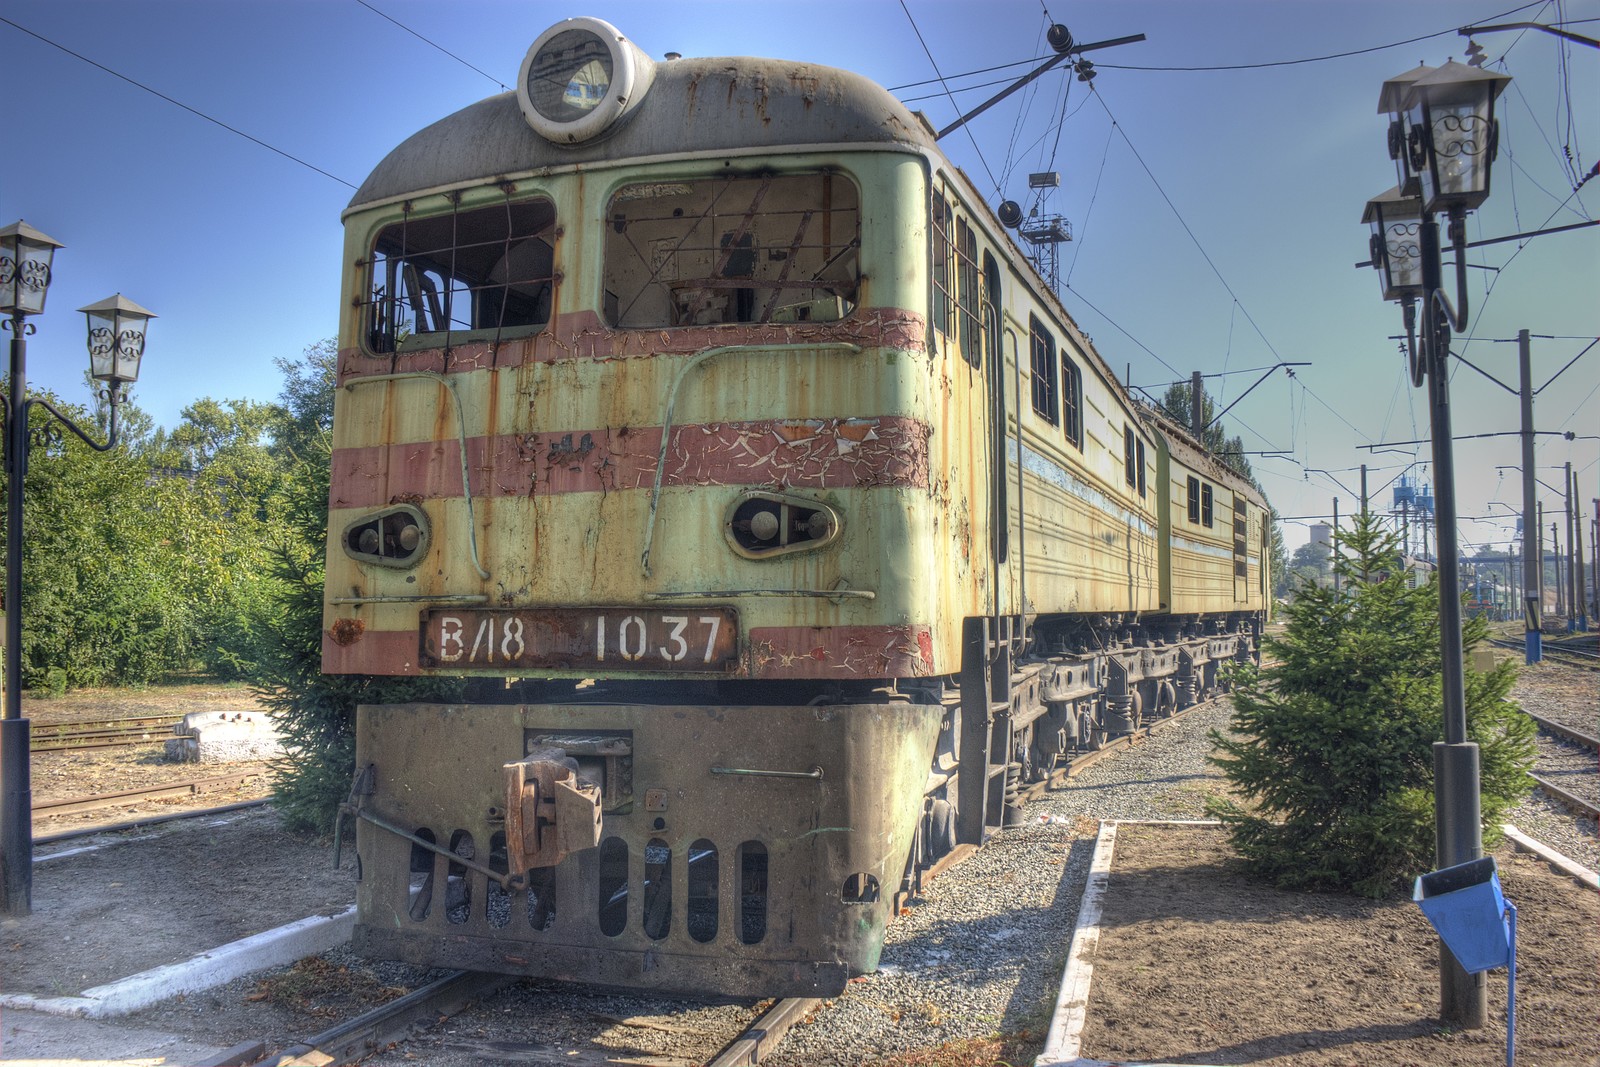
[246,955,409,1019]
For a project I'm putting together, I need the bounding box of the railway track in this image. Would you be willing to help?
[1490,634,1600,670]
[32,771,269,843]
[30,714,181,752]
[1526,709,1600,822]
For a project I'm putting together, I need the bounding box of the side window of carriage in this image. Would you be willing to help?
[931,190,981,369]
[365,197,558,354]
[1060,352,1082,449]
[1030,317,1058,425]
[603,172,860,328]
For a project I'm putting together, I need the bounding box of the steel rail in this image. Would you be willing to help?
[31,714,180,736]
[34,799,270,846]
[32,731,173,753]
[1525,711,1600,752]
[706,996,823,1067]
[1530,773,1600,821]
[1489,636,1599,668]
[241,970,514,1067]
[32,770,265,818]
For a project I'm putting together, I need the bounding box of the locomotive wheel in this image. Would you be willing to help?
[1156,680,1177,719]
[1083,714,1105,750]
[933,799,956,856]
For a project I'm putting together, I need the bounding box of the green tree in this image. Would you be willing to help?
[7,389,206,688]
[1208,513,1535,897]
[274,339,338,458]
[1287,539,1332,586]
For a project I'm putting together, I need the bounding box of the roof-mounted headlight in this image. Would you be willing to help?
[517,17,655,145]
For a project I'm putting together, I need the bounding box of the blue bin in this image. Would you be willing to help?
[1413,857,1512,974]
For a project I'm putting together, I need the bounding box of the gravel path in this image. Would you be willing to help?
[766,703,1231,1066]
[1507,659,1598,872]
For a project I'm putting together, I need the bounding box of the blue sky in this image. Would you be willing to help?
[7,0,1597,556]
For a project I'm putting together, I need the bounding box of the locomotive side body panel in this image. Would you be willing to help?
[1156,427,1257,617]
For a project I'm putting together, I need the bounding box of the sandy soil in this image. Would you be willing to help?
[1079,823,1599,1067]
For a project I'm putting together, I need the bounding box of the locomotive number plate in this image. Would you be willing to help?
[420,608,739,672]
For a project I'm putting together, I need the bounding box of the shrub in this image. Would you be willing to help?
[1208,512,1535,897]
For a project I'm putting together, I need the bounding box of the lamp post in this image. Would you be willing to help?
[1,220,152,917]
[1366,60,1510,1029]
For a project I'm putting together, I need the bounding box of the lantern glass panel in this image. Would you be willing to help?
[1379,213,1425,298]
[85,309,119,380]
[0,239,55,316]
[112,314,147,382]
[1417,98,1495,209]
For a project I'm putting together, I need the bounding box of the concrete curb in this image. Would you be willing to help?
[1502,822,1600,889]
[0,906,355,1019]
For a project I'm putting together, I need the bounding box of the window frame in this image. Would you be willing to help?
[1060,352,1082,449]
[1031,316,1059,425]
[601,170,861,330]
[931,191,955,338]
[955,216,981,367]
[364,195,560,355]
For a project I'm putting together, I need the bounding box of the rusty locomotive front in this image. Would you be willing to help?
[323,18,1269,997]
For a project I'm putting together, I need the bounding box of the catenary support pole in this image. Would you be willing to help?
[1566,463,1582,631]
[1552,521,1562,618]
[1519,331,1542,662]
[1191,370,1204,442]
[1332,498,1341,593]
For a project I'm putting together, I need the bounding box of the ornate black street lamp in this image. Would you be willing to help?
[1,220,153,917]
[1367,60,1510,1029]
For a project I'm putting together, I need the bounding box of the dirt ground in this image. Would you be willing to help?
[2,806,355,996]
[24,683,277,834]
[1079,823,1599,1067]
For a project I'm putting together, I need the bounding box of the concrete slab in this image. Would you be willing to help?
[0,908,355,1019]
[0,1007,234,1065]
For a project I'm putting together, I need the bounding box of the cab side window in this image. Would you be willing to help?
[366,198,557,353]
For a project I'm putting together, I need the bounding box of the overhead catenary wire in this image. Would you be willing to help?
[354,0,509,92]
[0,13,357,189]
[898,0,1003,199]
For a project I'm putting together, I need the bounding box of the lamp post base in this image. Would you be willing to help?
[1439,948,1488,1029]
[1434,740,1486,1028]
[1,715,32,917]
